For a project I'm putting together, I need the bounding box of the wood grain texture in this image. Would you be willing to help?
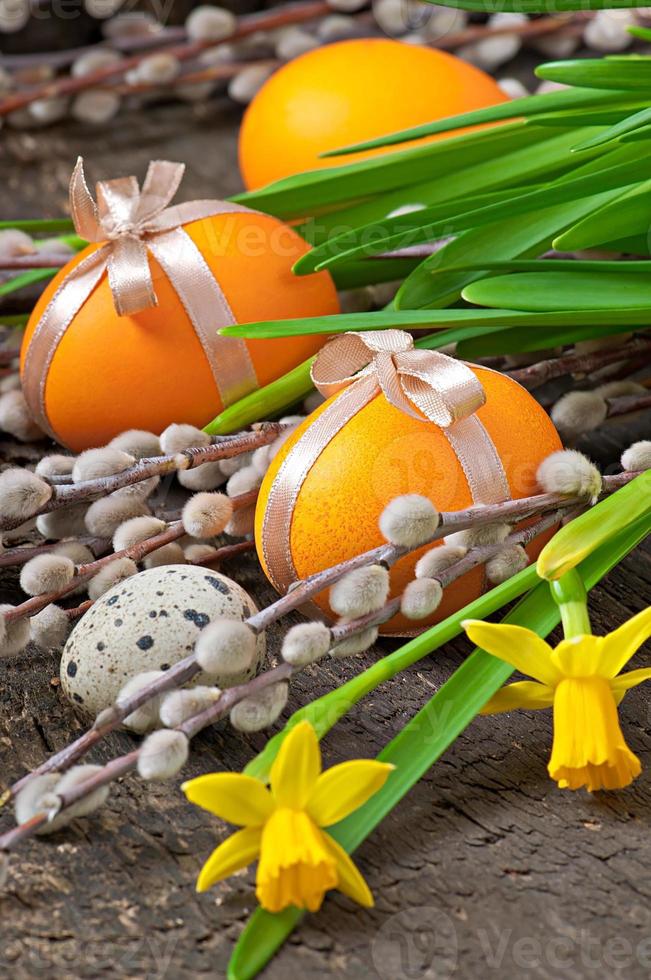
[0,98,650,980]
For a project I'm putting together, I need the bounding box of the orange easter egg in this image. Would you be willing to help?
[20,212,339,451]
[239,38,508,190]
[256,367,562,635]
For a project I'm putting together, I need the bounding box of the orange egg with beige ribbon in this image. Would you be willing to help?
[20,158,338,452]
[255,330,563,635]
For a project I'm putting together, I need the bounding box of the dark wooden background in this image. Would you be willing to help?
[1,95,651,980]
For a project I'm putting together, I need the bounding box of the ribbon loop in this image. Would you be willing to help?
[310,329,485,428]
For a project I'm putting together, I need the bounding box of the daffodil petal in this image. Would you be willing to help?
[182,773,274,827]
[307,760,394,827]
[196,825,262,893]
[323,832,373,908]
[610,666,651,704]
[270,720,321,809]
[462,620,559,687]
[600,606,651,677]
[481,680,555,715]
[551,635,603,678]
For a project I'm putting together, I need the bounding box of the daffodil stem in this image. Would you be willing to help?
[551,569,591,639]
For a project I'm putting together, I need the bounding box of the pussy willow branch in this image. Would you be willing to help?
[437,12,581,51]
[509,337,651,391]
[3,492,256,626]
[0,0,333,118]
[0,348,20,365]
[0,483,608,806]
[0,423,284,532]
[0,537,109,570]
[0,507,569,849]
[0,256,71,271]
[607,392,651,419]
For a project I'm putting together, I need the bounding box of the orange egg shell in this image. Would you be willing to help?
[256,367,562,634]
[239,38,508,190]
[21,212,339,452]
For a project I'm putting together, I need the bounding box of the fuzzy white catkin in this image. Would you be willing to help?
[622,441,651,473]
[445,523,511,550]
[415,544,467,580]
[423,5,467,40]
[14,774,61,832]
[72,90,121,125]
[103,11,157,38]
[177,459,226,491]
[184,543,217,564]
[160,423,211,454]
[108,428,161,458]
[195,619,257,679]
[466,13,527,70]
[0,229,34,257]
[226,465,263,498]
[595,380,646,399]
[228,64,275,104]
[0,373,21,394]
[0,604,30,657]
[251,445,272,477]
[537,449,602,502]
[584,9,634,52]
[37,504,89,540]
[112,515,166,553]
[275,27,319,60]
[317,14,357,40]
[379,495,440,548]
[28,97,69,125]
[133,52,180,84]
[73,448,135,483]
[182,492,233,538]
[53,541,94,565]
[327,0,366,9]
[87,557,138,601]
[143,543,186,570]
[498,77,529,100]
[20,554,75,596]
[485,546,529,585]
[330,564,390,618]
[230,682,289,732]
[117,669,166,733]
[138,730,190,781]
[373,0,410,35]
[35,454,75,478]
[84,497,150,538]
[401,578,443,620]
[0,390,44,442]
[331,625,378,657]
[282,621,332,666]
[531,32,579,59]
[0,468,52,523]
[50,764,110,821]
[71,47,122,77]
[186,5,236,41]
[219,451,251,477]
[112,476,160,502]
[159,686,222,728]
[30,604,70,651]
[551,390,607,441]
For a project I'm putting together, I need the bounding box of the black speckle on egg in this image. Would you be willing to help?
[114,618,123,627]
[136,635,154,651]
[149,611,157,619]
[184,609,210,628]
[73,693,84,704]
[107,596,119,606]
[160,663,170,670]
[66,661,78,678]
[205,575,230,595]
[97,642,105,652]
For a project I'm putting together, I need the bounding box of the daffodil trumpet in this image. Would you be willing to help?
[183,720,393,913]
[463,601,651,792]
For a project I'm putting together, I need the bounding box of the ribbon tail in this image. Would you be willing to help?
[135,161,186,225]
[148,229,258,406]
[106,236,157,316]
[69,157,101,242]
[22,246,110,437]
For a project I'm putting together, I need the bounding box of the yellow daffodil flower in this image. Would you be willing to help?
[182,720,394,913]
[464,607,651,792]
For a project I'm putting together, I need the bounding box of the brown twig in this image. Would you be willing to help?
[0,423,285,532]
[0,537,109,570]
[508,337,651,391]
[606,392,651,419]
[0,0,333,118]
[0,256,71,271]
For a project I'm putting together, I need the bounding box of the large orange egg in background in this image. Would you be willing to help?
[239,38,508,190]
[256,369,562,635]
[20,212,339,452]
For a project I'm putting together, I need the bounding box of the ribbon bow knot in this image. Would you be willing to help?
[310,329,486,428]
[23,158,261,438]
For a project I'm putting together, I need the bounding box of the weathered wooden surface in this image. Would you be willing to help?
[1,100,651,980]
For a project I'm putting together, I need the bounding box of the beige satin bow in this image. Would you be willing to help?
[22,158,259,438]
[310,329,486,428]
[260,327,512,602]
